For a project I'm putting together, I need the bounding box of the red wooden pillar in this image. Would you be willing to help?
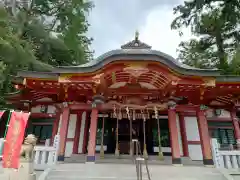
[168,108,182,165]
[86,108,98,162]
[179,113,189,157]
[73,111,83,154]
[51,112,61,144]
[230,109,240,149]
[196,110,213,165]
[58,107,70,161]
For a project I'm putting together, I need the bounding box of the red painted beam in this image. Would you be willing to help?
[30,113,56,118]
[105,87,161,95]
[175,105,199,112]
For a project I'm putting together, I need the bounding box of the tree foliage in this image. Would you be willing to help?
[172,0,240,74]
[0,0,93,107]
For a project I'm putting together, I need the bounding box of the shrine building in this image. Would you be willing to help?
[3,33,240,166]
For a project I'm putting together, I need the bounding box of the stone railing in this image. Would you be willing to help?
[34,135,60,170]
[211,138,240,169]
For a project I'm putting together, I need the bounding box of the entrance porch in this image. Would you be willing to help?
[94,115,171,156]
[58,104,213,166]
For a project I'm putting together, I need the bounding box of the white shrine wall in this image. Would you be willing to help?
[206,109,231,118]
[184,116,203,160]
[65,114,77,157]
[184,108,231,161]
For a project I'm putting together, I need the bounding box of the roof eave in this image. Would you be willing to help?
[52,50,221,77]
[17,71,59,80]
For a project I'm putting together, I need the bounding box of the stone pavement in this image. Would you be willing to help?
[0,162,43,180]
[46,163,227,180]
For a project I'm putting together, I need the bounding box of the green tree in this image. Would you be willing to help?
[0,0,93,108]
[229,48,240,75]
[171,0,240,74]
[177,39,218,69]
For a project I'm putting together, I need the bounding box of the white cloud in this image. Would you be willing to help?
[87,0,192,59]
[140,6,192,58]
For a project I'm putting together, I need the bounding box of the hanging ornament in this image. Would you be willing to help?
[141,109,148,159]
[133,109,136,121]
[118,108,122,120]
[126,106,130,120]
[113,104,117,118]
[154,106,158,119]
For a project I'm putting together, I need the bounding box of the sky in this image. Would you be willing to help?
[87,0,193,59]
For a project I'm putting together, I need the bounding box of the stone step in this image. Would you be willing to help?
[46,164,227,180]
[66,155,203,166]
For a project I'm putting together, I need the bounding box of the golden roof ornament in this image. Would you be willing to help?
[135,30,139,41]
[121,30,152,49]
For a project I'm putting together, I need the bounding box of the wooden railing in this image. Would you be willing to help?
[211,138,240,169]
[34,135,60,170]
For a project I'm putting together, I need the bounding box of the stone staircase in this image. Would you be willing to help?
[65,154,204,166]
[45,163,227,180]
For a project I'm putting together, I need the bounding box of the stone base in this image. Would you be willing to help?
[172,158,182,165]
[86,155,96,162]
[203,159,214,166]
[3,161,36,180]
[58,155,65,161]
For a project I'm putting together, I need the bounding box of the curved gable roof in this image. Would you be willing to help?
[53,35,221,76]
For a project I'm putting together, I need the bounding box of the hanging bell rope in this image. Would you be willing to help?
[126,106,133,156]
[154,106,164,160]
[141,109,148,159]
[114,105,120,157]
[100,116,105,159]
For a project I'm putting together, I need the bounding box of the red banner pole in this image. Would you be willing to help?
[2,111,30,169]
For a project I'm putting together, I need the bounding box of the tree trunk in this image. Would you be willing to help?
[215,32,228,71]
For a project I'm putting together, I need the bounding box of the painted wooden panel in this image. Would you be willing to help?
[65,141,74,157]
[185,117,200,141]
[78,111,86,153]
[176,114,183,156]
[67,114,77,139]
[185,116,203,160]
[188,144,203,160]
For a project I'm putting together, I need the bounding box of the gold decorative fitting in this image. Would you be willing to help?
[93,86,97,94]
[124,63,149,77]
[64,86,68,99]
[171,81,178,86]
[23,78,27,85]
[58,74,72,83]
[92,73,103,84]
[203,78,216,87]
[200,88,205,96]
[112,72,116,83]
